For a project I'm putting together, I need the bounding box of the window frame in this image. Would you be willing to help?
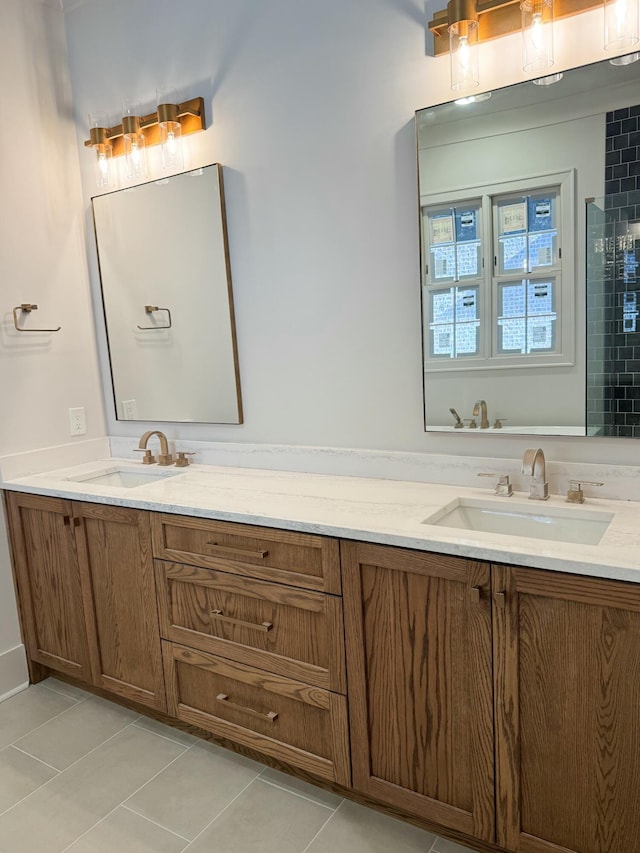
[420,170,575,373]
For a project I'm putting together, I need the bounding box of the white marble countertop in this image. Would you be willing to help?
[3,458,640,584]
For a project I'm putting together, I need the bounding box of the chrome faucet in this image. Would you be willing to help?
[473,400,490,429]
[521,448,549,500]
[137,430,174,466]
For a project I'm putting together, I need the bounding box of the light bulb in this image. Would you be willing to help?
[121,100,147,181]
[157,89,184,171]
[531,12,544,49]
[97,150,110,183]
[521,0,554,73]
[448,17,479,92]
[88,114,115,190]
[123,133,147,180]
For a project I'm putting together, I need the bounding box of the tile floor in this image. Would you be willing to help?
[0,679,480,853]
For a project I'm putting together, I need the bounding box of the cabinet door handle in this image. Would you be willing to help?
[63,515,71,526]
[211,610,273,633]
[470,585,482,603]
[216,693,278,722]
[494,591,506,608]
[205,542,269,560]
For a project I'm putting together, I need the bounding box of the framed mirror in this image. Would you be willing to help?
[92,163,242,424]
[416,57,640,437]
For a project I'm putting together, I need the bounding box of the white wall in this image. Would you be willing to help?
[0,0,107,698]
[62,0,640,464]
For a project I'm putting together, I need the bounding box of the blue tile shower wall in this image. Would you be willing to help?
[586,105,640,438]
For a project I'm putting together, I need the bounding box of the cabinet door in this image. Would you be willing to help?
[5,492,94,682]
[75,503,166,711]
[343,541,495,842]
[493,565,640,853]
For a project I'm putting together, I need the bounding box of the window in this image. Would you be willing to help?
[421,172,574,372]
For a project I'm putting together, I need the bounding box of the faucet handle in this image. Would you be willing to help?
[478,473,513,497]
[134,449,156,465]
[566,480,603,504]
[175,451,195,468]
[463,418,478,429]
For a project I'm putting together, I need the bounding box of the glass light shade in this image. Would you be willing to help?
[604,0,639,50]
[449,19,479,92]
[122,100,147,181]
[521,0,554,73]
[88,113,115,190]
[159,121,183,169]
[157,88,184,171]
[95,143,114,189]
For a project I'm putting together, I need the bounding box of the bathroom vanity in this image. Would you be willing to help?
[3,462,640,853]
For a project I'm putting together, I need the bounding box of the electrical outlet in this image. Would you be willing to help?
[122,399,137,420]
[69,407,86,436]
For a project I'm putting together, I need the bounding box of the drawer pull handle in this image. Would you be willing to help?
[211,610,274,633]
[216,693,278,723]
[205,542,269,560]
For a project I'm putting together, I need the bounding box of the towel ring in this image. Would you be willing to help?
[137,305,172,330]
[12,304,61,333]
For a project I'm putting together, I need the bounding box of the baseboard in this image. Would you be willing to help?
[0,644,29,702]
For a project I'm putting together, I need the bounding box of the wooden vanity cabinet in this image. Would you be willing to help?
[342,540,496,842]
[493,565,640,853]
[8,490,640,853]
[5,493,166,712]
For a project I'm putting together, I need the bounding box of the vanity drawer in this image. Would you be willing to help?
[162,642,351,786]
[155,562,346,692]
[151,514,341,594]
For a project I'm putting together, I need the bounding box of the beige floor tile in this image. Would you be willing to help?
[432,837,481,853]
[306,800,436,853]
[259,766,343,809]
[0,684,76,750]
[186,778,332,853]
[0,725,185,853]
[0,746,58,813]
[132,715,199,747]
[15,696,138,770]
[41,678,92,702]
[126,741,262,840]
[66,806,188,853]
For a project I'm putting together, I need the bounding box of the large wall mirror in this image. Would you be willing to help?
[417,57,640,438]
[92,163,243,424]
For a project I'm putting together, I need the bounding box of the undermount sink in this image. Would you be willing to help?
[66,465,182,489]
[423,498,613,545]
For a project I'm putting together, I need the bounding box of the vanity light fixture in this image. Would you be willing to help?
[85,94,205,188]
[429,0,627,84]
